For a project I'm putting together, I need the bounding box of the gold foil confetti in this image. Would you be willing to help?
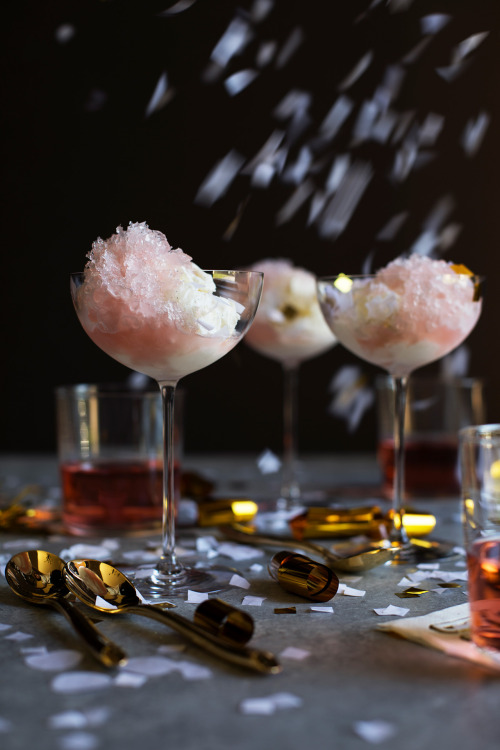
[274,607,297,615]
[395,587,429,598]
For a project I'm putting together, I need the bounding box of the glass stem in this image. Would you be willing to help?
[391,375,409,545]
[158,381,183,575]
[280,362,300,505]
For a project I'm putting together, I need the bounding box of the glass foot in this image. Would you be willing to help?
[390,537,459,564]
[130,562,238,601]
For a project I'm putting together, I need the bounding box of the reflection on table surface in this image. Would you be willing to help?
[0,453,497,750]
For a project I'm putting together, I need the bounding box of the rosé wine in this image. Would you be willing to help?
[467,537,500,651]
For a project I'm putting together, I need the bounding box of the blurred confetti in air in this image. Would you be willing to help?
[191,0,491,257]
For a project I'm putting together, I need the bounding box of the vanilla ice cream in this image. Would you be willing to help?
[318,255,482,378]
[244,258,336,365]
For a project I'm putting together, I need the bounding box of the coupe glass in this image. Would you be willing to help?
[71,270,263,598]
[244,260,336,511]
[317,265,482,561]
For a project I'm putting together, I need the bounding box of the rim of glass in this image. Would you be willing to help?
[459,424,500,440]
[70,270,264,277]
[55,383,160,398]
[317,272,483,281]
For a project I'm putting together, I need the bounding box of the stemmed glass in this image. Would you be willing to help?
[317,259,482,561]
[244,259,337,511]
[71,269,263,598]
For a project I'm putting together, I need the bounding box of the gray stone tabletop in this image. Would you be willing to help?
[0,454,498,750]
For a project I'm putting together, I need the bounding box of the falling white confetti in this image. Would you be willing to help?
[0,624,12,632]
[249,563,263,572]
[211,17,253,67]
[25,650,83,672]
[145,72,174,117]
[195,150,245,207]
[420,14,451,35]
[462,111,490,157]
[55,24,76,44]
[51,672,113,694]
[242,596,266,606]
[275,26,304,69]
[225,69,258,96]
[353,719,397,744]
[257,449,281,474]
[373,605,409,617]
[339,51,374,92]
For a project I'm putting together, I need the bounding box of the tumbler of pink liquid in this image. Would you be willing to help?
[55,383,183,536]
[460,424,500,653]
[376,376,485,498]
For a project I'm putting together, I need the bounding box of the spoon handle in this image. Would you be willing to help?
[129,604,280,674]
[219,524,340,564]
[52,598,127,668]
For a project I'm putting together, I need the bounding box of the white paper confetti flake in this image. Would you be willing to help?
[25,649,83,672]
[187,590,210,603]
[257,449,281,474]
[229,573,251,589]
[280,646,310,661]
[121,656,177,677]
[239,692,303,715]
[176,660,213,680]
[0,717,13,733]
[4,631,33,642]
[373,605,409,617]
[57,731,99,750]
[216,543,263,562]
[353,719,397,744]
[51,672,113,694]
[242,596,266,606]
[339,584,366,597]
[113,672,148,688]
[310,606,334,613]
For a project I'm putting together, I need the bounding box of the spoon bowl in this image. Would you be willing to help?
[5,550,127,667]
[64,559,281,675]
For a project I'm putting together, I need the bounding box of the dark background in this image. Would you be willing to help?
[2,0,499,458]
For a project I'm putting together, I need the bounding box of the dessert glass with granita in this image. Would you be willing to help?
[71,222,263,598]
[244,259,337,511]
[317,255,483,562]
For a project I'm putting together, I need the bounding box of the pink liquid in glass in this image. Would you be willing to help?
[467,537,500,651]
[378,437,459,497]
[61,460,179,535]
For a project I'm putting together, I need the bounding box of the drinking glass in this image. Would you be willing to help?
[71,270,263,598]
[244,259,336,511]
[460,424,500,653]
[317,263,482,561]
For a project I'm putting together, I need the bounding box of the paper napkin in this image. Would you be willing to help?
[377,603,500,673]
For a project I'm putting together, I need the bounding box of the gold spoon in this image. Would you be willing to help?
[5,550,127,668]
[219,523,396,573]
[64,559,281,675]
